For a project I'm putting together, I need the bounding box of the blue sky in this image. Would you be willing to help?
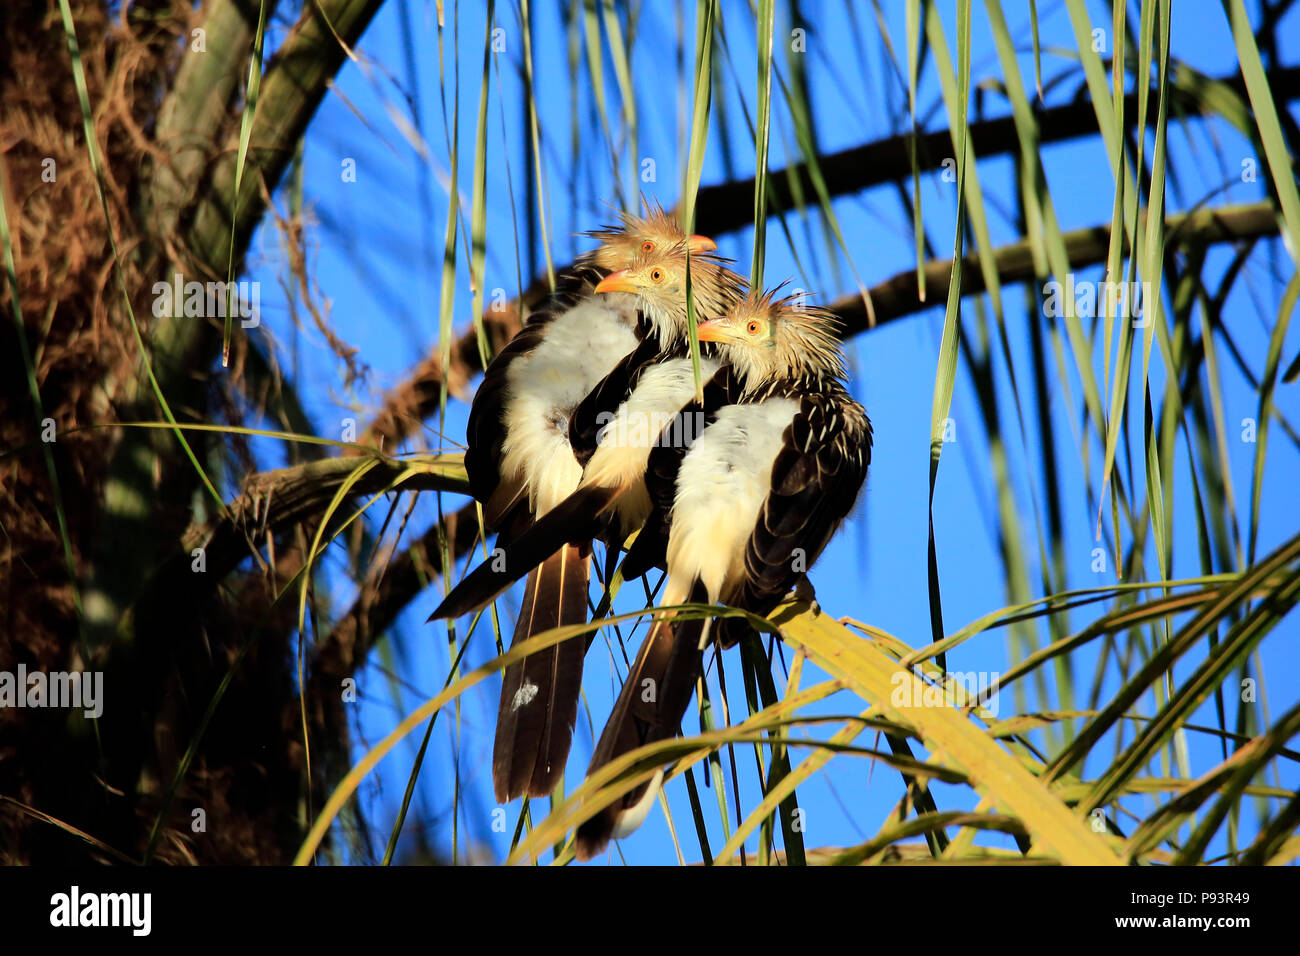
[241,0,1300,863]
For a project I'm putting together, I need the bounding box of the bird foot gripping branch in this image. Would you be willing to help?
[792,574,820,613]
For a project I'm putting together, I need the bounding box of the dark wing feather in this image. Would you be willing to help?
[722,385,871,643]
[575,580,709,861]
[427,484,618,621]
[465,265,605,520]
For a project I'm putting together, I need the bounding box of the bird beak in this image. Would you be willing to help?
[595,270,637,294]
[687,234,717,253]
[694,318,730,343]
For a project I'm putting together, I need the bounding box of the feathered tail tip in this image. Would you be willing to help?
[574,582,707,860]
[575,769,664,861]
[492,544,592,802]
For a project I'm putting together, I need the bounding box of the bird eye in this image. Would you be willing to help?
[641,240,654,252]
[651,269,663,282]
[747,320,761,335]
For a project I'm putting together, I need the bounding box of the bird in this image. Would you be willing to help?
[450,203,721,804]
[431,247,748,622]
[573,289,872,860]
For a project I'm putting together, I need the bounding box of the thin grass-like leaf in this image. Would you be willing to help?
[1246,273,1300,564]
[436,5,462,425]
[905,0,925,299]
[750,0,775,287]
[469,1,496,372]
[600,0,638,205]
[520,0,556,289]
[922,0,973,666]
[222,0,269,367]
[1223,0,1300,265]
[1046,532,1300,785]
[681,0,717,401]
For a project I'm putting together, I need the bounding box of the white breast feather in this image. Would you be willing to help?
[580,356,722,529]
[667,398,800,600]
[499,299,640,514]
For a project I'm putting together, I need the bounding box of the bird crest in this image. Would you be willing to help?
[579,196,717,271]
[696,287,847,388]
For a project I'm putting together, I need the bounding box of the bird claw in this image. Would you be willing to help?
[793,575,819,614]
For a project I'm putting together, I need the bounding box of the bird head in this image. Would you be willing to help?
[581,198,717,271]
[592,243,746,343]
[694,289,847,390]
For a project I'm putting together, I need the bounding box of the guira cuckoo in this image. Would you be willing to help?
[453,206,718,803]
[574,290,872,859]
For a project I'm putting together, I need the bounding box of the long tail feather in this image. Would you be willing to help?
[492,544,592,801]
[428,485,617,622]
[575,581,707,860]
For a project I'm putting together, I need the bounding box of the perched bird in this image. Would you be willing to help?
[432,248,748,620]
[574,290,872,860]
[566,250,749,544]
[454,206,719,804]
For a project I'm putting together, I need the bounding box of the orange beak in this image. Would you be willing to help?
[595,269,638,294]
[687,234,717,253]
[694,318,725,342]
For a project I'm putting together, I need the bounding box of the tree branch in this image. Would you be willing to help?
[120,453,469,647]
[691,65,1300,238]
[828,201,1281,335]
